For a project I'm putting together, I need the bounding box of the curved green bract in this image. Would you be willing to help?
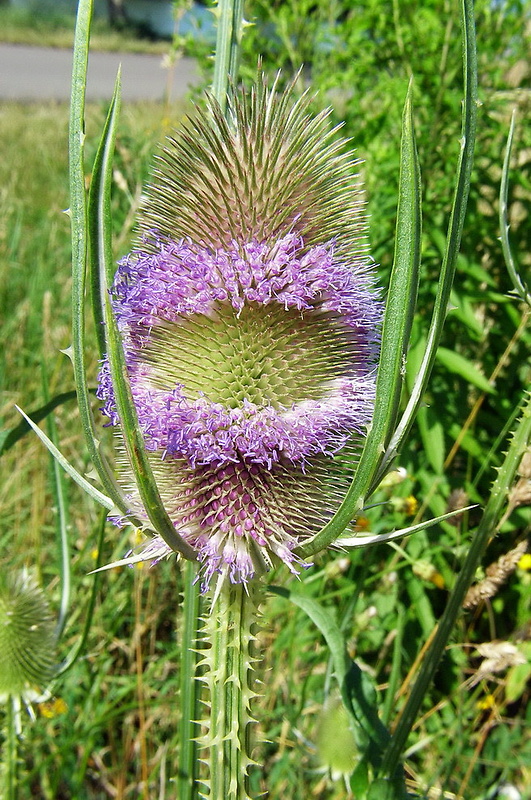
[69,0,133,519]
[297,82,421,558]
[379,0,478,479]
[90,75,197,561]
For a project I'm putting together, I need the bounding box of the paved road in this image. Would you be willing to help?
[0,43,200,102]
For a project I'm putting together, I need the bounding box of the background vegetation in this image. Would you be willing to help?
[0,2,168,52]
[0,0,530,797]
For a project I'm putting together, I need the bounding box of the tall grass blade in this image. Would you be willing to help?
[0,390,85,456]
[55,508,107,676]
[42,369,71,640]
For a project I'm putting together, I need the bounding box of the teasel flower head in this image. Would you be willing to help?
[98,77,382,592]
[0,569,57,700]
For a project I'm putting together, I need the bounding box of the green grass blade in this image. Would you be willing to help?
[42,370,71,640]
[499,110,531,305]
[297,82,421,558]
[381,604,405,727]
[382,0,478,471]
[55,508,107,676]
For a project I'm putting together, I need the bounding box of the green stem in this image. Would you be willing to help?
[3,696,18,800]
[199,583,260,800]
[499,111,531,306]
[176,3,248,794]
[178,562,202,800]
[211,0,246,113]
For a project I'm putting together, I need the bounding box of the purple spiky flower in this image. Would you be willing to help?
[98,78,382,591]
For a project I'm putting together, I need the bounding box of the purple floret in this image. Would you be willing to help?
[111,234,379,336]
[124,378,375,469]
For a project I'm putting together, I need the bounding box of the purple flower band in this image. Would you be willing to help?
[112,234,379,334]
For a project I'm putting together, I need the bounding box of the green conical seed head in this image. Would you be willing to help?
[0,570,57,697]
[138,76,368,259]
[317,694,359,779]
[98,75,382,589]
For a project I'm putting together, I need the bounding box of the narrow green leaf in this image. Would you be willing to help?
[69,0,130,516]
[417,405,445,475]
[16,406,114,511]
[381,605,405,727]
[449,287,484,338]
[55,509,107,677]
[298,80,421,557]
[436,347,494,394]
[268,586,392,768]
[0,390,88,456]
[42,371,71,641]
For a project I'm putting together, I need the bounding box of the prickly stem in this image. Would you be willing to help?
[198,582,261,800]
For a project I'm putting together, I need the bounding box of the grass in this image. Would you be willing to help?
[0,92,530,799]
[0,6,170,53]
